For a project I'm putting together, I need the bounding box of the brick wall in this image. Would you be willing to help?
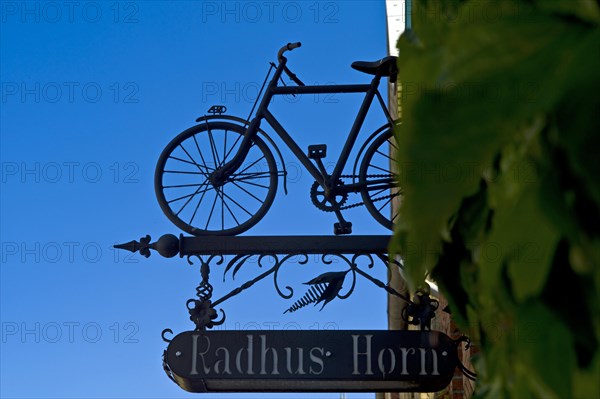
[430,295,477,399]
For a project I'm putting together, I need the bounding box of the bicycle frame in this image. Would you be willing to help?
[215,56,394,190]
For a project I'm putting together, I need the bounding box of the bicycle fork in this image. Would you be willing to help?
[211,56,289,188]
[207,117,261,188]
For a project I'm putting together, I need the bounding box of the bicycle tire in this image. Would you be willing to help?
[155,121,278,236]
[359,127,402,230]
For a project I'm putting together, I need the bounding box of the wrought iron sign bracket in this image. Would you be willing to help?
[114,234,438,329]
[115,234,475,392]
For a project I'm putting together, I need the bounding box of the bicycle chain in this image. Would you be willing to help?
[312,174,399,212]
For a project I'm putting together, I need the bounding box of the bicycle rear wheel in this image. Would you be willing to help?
[155,122,278,236]
[359,127,402,230]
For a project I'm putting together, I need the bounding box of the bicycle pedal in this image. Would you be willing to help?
[334,222,352,235]
[308,144,327,159]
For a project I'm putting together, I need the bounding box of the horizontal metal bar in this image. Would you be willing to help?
[180,235,391,256]
[271,84,370,95]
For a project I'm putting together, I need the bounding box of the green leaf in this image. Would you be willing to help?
[392,2,600,396]
[573,351,600,399]
[483,175,559,301]
[394,1,591,287]
[555,30,600,209]
[454,183,490,248]
[535,0,600,23]
[515,302,576,399]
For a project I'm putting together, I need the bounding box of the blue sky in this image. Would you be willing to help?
[1,1,397,398]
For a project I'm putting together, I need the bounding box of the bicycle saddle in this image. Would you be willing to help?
[351,56,398,78]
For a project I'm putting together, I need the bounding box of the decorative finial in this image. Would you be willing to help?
[114,234,180,258]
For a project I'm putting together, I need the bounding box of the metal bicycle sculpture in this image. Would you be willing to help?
[115,43,479,393]
[155,42,400,236]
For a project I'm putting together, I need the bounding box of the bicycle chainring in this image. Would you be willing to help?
[310,180,349,212]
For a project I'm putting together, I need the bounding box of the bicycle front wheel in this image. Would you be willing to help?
[359,127,402,230]
[155,122,278,236]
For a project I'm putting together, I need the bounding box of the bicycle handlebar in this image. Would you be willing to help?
[277,42,301,61]
[277,42,305,87]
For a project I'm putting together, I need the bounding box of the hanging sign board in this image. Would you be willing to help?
[164,330,458,392]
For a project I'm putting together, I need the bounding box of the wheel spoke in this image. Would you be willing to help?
[359,129,401,230]
[205,191,219,230]
[375,149,397,163]
[163,182,207,189]
[234,179,270,189]
[369,164,390,174]
[221,186,225,230]
[174,183,212,216]
[156,124,276,235]
[230,171,272,186]
[192,134,211,172]
[231,171,273,179]
[178,144,208,178]
[189,182,211,225]
[377,196,394,212]
[220,190,253,217]
[223,133,243,162]
[168,155,214,171]
[215,186,241,227]
[223,130,228,166]
[167,183,212,205]
[207,127,221,167]
[236,155,266,177]
[163,170,206,175]
[231,181,265,204]
[370,187,388,197]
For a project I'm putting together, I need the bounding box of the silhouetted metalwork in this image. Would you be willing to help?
[402,289,440,331]
[115,234,392,257]
[117,41,477,393]
[455,336,477,381]
[114,234,179,258]
[216,252,408,313]
[154,42,400,237]
[114,230,478,391]
[115,234,441,329]
[163,329,462,393]
[185,255,226,331]
[284,283,328,313]
[207,105,226,115]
